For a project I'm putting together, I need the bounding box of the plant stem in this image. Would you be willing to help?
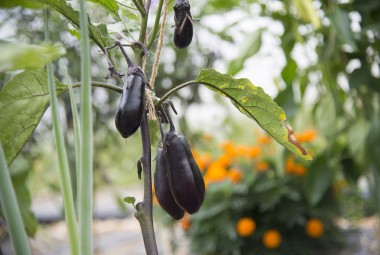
[45,11,79,255]
[132,0,146,16]
[147,0,165,50]
[60,60,82,211]
[0,143,32,255]
[135,112,159,255]
[154,80,199,108]
[72,81,123,93]
[78,0,93,254]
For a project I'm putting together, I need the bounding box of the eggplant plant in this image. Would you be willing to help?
[0,0,311,254]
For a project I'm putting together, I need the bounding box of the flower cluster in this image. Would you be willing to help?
[169,129,343,255]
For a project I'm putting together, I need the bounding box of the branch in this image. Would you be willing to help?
[132,0,146,16]
[135,112,159,255]
[154,80,199,108]
[72,81,123,93]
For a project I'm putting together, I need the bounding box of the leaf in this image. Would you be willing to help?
[227,29,263,76]
[123,196,136,206]
[304,156,334,206]
[347,117,371,165]
[196,69,311,160]
[0,0,42,8]
[314,91,336,142]
[293,0,321,28]
[87,0,121,21]
[0,0,112,50]
[0,41,66,73]
[11,166,37,237]
[0,70,67,165]
[330,8,357,52]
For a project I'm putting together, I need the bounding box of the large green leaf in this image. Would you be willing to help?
[0,70,67,165]
[87,0,121,21]
[227,29,263,76]
[0,0,111,50]
[0,41,66,73]
[196,69,311,160]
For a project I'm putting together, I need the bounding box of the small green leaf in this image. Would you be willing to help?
[196,69,311,160]
[123,196,136,206]
[87,0,121,21]
[0,41,66,73]
[227,29,263,76]
[293,0,321,28]
[0,70,67,165]
[305,156,333,206]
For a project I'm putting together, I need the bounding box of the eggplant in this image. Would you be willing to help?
[115,66,146,138]
[173,0,193,49]
[154,144,185,220]
[163,116,205,214]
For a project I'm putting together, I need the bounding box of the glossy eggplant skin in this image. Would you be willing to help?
[115,66,145,138]
[164,130,205,214]
[154,144,185,220]
[173,0,193,49]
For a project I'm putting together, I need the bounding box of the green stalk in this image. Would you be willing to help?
[60,60,82,209]
[0,143,31,255]
[44,10,79,255]
[147,0,164,49]
[78,0,93,254]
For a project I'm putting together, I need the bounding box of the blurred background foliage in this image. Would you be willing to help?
[0,0,379,253]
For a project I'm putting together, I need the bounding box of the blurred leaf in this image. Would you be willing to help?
[87,0,121,21]
[275,84,297,120]
[227,29,263,76]
[281,58,297,86]
[196,69,311,160]
[2,0,112,50]
[11,168,37,237]
[347,117,371,165]
[149,119,160,149]
[305,156,334,206]
[0,41,66,73]
[293,0,321,28]
[123,196,136,206]
[0,70,67,165]
[314,91,336,141]
[0,0,42,8]
[330,8,358,51]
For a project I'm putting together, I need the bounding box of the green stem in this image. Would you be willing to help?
[132,0,146,16]
[45,11,79,255]
[154,80,199,108]
[72,81,123,94]
[78,0,93,254]
[135,112,158,255]
[147,0,165,50]
[60,61,82,212]
[0,143,32,255]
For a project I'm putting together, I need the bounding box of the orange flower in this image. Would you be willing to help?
[220,141,237,157]
[258,135,272,144]
[236,145,252,158]
[229,168,243,183]
[293,164,306,177]
[305,218,324,238]
[294,129,317,143]
[285,156,296,174]
[204,162,228,183]
[248,146,261,158]
[236,217,256,237]
[262,229,281,249]
[196,153,213,171]
[256,161,269,172]
[217,154,232,167]
[180,213,191,231]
